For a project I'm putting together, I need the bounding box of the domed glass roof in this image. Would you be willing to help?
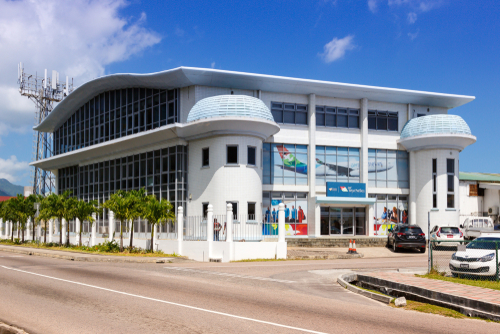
[400,114,472,139]
[187,95,274,123]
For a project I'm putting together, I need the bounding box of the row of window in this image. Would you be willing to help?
[316,106,360,129]
[431,158,455,209]
[201,146,257,167]
[368,110,398,131]
[57,145,188,212]
[368,149,409,189]
[54,88,179,155]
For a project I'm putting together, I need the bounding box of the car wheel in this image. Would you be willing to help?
[420,247,426,254]
[451,273,458,278]
[393,242,398,252]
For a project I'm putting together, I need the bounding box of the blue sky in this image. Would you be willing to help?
[0,0,498,186]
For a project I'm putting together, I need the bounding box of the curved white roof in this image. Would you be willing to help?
[401,114,472,139]
[187,95,274,123]
[35,67,475,132]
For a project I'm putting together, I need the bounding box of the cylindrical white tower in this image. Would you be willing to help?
[398,115,476,236]
[182,95,280,218]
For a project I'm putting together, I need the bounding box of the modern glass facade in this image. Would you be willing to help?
[315,146,360,185]
[263,143,308,185]
[54,88,179,155]
[57,145,188,234]
[368,149,409,188]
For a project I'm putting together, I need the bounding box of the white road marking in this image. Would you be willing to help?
[164,267,296,283]
[0,265,325,334]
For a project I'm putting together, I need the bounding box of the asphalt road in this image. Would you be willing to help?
[0,250,498,334]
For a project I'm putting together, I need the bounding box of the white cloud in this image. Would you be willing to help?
[408,30,419,40]
[211,62,216,69]
[0,156,30,184]
[407,12,417,23]
[0,0,161,136]
[320,35,356,63]
[368,0,379,13]
[175,27,185,37]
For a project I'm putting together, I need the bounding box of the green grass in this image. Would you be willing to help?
[0,239,179,258]
[349,283,388,296]
[416,273,500,291]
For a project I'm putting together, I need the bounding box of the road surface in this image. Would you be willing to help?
[0,250,498,333]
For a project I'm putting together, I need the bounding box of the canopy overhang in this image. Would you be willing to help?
[316,196,376,205]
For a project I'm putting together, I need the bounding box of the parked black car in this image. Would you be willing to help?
[387,224,426,253]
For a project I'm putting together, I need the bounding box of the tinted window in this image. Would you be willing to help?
[247,146,256,166]
[467,238,500,250]
[227,146,238,164]
[440,227,459,234]
[202,148,209,167]
[400,226,423,233]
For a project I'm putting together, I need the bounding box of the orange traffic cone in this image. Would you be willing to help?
[352,240,358,254]
[347,239,353,254]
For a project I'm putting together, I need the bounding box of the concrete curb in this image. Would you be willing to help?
[0,245,187,264]
[357,274,500,321]
[0,323,27,334]
[337,273,393,304]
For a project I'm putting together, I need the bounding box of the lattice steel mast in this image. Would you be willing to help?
[17,62,73,195]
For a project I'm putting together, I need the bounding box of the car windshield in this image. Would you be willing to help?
[466,238,500,250]
[440,227,459,234]
[400,226,423,234]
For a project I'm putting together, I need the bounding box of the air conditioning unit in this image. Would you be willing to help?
[488,206,499,216]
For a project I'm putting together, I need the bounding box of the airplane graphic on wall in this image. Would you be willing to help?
[276,145,394,177]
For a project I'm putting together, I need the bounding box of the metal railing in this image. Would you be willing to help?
[429,240,500,281]
[184,216,207,241]
[158,219,177,240]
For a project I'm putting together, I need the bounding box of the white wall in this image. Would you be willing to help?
[187,135,263,219]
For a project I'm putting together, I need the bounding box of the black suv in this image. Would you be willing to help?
[387,224,426,253]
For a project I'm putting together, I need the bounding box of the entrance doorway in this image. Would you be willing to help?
[320,207,365,236]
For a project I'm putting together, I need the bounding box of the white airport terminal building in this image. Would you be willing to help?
[26,67,477,248]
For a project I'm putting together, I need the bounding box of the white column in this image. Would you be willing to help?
[37,223,41,242]
[9,221,13,239]
[308,93,317,237]
[368,205,374,236]
[48,219,53,242]
[75,218,81,245]
[177,206,183,255]
[26,218,31,239]
[409,151,417,225]
[62,219,67,244]
[278,203,285,243]
[360,98,369,184]
[207,204,214,259]
[91,213,97,246]
[226,203,233,243]
[0,218,4,238]
[108,210,115,242]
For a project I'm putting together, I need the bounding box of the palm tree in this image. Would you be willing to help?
[62,197,78,246]
[37,202,52,244]
[143,196,175,252]
[45,191,71,246]
[2,199,17,242]
[9,194,30,243]
[74,199,100,246]
[126,188,148,249]
[103,191,131,252]
[27,194,44,242]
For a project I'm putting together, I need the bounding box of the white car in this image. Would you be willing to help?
[449,236,500,277]
[429,226,464,247]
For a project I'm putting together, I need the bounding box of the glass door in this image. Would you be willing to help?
[330,208,341,235]
[342,208,354,236]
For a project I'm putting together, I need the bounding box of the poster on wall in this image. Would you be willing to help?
[262,193,308,236]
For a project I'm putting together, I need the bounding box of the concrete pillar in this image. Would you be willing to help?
[0,218,4,238]
[226,203,233,243]
[409,151,417,226]
[9,221,13,239]
[48,219,53,242]
[91,213,97,246]
[308,93,317,237]
[360,98,369,184]
[278,203,285,243]
[26,218,31,239]
[108,210,115,242]
[177,206,183,255]
[207,204,213,259]
[76,218,80,246]
[62,219,67,244]
[368,205,374,236]
[37,224,41,242]
[407,103,412,122]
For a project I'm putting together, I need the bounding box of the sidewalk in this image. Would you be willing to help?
[357,271,500,320]
[0,244,190,264]
[288,246,426,259]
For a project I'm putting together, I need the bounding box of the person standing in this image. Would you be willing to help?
[298,206,305,224]
[285,205,290,223]
[265,207,271,223]
[272,208,277,223]
[214,218,221,241]
[291,205,297,223]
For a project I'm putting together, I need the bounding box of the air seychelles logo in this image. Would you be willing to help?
[340,186,348,192]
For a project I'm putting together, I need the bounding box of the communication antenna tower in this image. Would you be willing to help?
[17,62,73,196]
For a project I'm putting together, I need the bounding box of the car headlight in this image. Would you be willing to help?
[480,253,495,262]
[451,253,457,260]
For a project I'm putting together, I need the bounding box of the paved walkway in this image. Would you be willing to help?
[0,244,189,263]
[367,272,500,305]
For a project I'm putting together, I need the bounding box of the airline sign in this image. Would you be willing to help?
[326,182,366,198]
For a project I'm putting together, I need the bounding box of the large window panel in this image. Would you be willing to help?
[271,102,308,125]
[263,144,308,185]
[369,149,409,189]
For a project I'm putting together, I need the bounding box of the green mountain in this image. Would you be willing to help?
[0,179,24,196]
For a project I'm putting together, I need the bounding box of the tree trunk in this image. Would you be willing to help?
[59,218,62,246]
[119,220,123,252]
[66,221,70,247]
[17,223,20,239]
[21,226,24,243]
[10,222,13,242]
[43,222,47,244]
[79,220,83,247]
[129,220,134,249]
[150,224,154,252]
[33,218,36,242]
